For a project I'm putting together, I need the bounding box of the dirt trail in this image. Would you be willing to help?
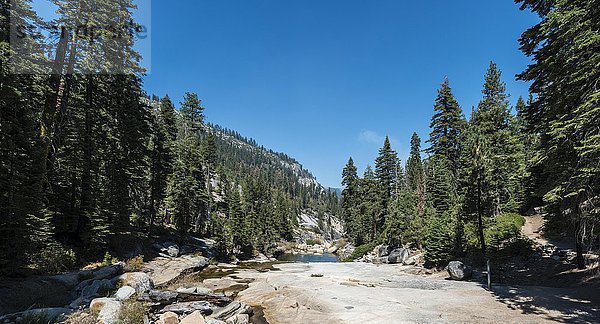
[522,215,574,250]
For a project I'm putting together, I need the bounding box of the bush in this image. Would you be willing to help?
[343,242,376,261]
[34,244,77,274]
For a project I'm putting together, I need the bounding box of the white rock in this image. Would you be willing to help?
[115,285,136,301]
[90,298,122,324]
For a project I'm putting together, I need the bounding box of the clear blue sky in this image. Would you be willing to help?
[34,0,539,189]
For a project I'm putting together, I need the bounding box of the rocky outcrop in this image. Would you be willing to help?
[387,248,409,264]
[447,261,472,280]
[138,289,231,307]
[146,255,209,286]
[0,264,123,315]
[209,301,253,321]
[0,235,226,324]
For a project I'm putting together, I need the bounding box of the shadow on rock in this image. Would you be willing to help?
[490,285,600,323]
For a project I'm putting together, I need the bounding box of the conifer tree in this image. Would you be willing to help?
[341,157,359,235]
[463,124,490,255]
[471,62,524,216]
[517,0,600,268]
[374,136,399,236]
[375,136,399,203]
[166,93,208,233]
[406,132,426,216]
[202,132,218,171]
[425,155,463,257]
[357,166,381,243]
[427,78,466,174]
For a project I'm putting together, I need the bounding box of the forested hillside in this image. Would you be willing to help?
[340,0,599,270]
[0,0,339,275]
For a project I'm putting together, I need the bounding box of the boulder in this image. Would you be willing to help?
[112,272,154,293]
[404,253,423,266]
[211,302,252,320]
[181,310,206,324]
[376,245,391,257]
[115,285,136,301]
[225,314,249,324]
[90,298,122,324]
[160,301,213,315]
[387,248,409,264]
[447,261,472,280]
[160,311,180,324]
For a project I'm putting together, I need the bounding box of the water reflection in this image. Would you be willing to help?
[277,253,339,263]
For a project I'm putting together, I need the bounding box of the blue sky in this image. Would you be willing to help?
[33,0,539,188]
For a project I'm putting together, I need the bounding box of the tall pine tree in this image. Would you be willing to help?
[517,0,600,268]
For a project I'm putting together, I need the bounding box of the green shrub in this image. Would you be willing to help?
[343,242,376,261]
[487,213,525,246]
[424,212,454,266]
[102,252,118,266]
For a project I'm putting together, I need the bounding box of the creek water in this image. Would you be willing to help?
[277,253,339,263]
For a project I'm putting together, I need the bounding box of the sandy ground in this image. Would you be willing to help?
[229,262,599,324]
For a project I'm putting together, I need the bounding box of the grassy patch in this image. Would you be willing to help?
[125,255,144,272]
[118,299,147,324]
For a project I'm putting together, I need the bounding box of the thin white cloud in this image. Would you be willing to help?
[358,130,383,145]
[358,130,399,147]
